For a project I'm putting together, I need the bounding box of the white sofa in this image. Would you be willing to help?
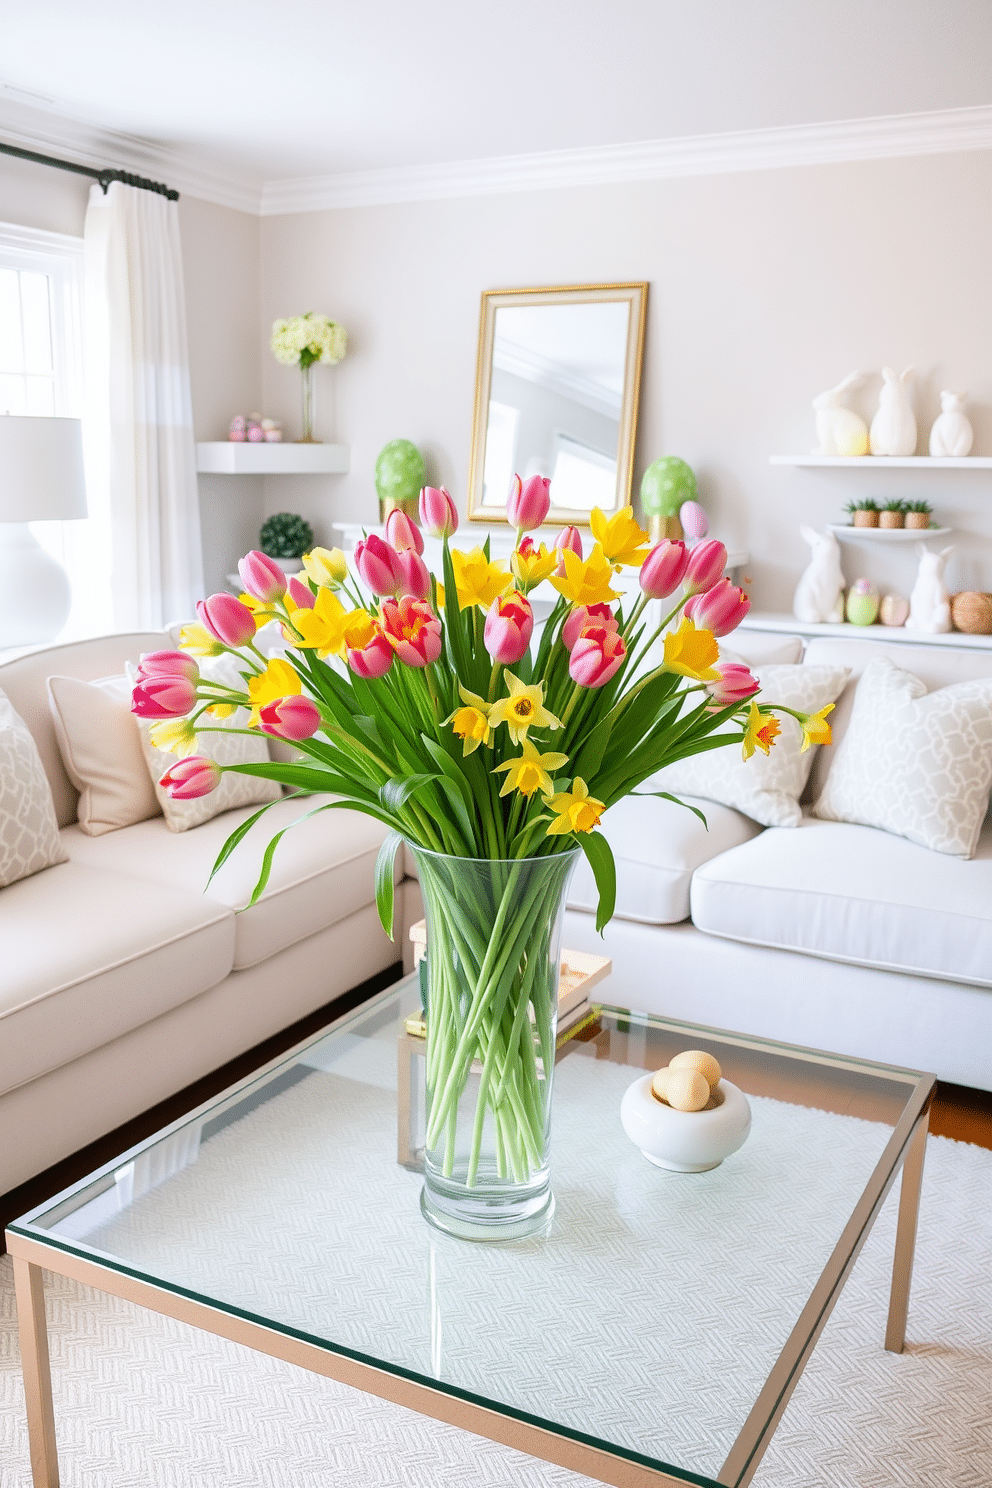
[0,631,421,1198]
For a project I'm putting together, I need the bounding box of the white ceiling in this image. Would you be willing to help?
[2,0,990,194]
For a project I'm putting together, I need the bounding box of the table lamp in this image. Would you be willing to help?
[0,414,88,647]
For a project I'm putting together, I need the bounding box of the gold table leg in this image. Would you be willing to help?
[13,1257,59,1487]
[885,1111,929,1353]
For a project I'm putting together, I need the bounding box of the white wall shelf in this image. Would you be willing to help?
[770,454,992,469]
[740,611,992,649]
[196,442,350,475]
[827,524,952,542]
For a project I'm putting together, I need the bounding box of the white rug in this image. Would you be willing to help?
[1,1130,990,1488]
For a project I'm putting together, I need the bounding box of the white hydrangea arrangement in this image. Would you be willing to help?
[270,313,347,370]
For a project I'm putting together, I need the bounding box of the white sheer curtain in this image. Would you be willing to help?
[83,182,203,630]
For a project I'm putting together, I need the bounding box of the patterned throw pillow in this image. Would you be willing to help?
[651,664,851,828]
[0,687,69,887]
[813,656,992,858]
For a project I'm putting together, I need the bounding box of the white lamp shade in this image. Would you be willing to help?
[0,415,87,522]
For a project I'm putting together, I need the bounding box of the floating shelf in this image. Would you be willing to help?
[827,524,952,542]
[196,442,349,475]
[770,455,992,469]
[739,611,992,650]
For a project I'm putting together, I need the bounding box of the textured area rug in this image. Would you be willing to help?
[2,1132,990,1488]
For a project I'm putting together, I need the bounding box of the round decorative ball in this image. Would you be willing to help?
[663,1068,710,1112]
[950,592,992,636]
[259,511,314,560]
[375,439,426,520]
[621,1075,752,1172]
[846,578,879,626]
[669,1049,722,1089]
[640,457,697,519]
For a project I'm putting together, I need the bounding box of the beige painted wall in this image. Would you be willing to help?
[0,151,90,235]
[260,150,992,611]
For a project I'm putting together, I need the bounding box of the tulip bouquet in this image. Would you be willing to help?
[131,475,830,1233]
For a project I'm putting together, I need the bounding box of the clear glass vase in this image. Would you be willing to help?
[299,362,315,442]
[407,844,579,1242]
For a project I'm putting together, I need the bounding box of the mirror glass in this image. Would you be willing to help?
[468,284,647,526]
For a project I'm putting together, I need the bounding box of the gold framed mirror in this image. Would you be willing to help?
[467,282,648,527]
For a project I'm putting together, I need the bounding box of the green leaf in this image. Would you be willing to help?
[578,831,616,934]
[375,830,404,938]
[379,772,437,814]
[206,799,284,888]
[634,790,709,828]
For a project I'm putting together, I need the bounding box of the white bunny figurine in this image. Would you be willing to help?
[812,372,869,456]
[905,544,954,633]
[793,525,845,624]
[869,366,917,457]
[929,390,974,458]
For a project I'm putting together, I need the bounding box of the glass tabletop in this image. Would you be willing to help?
[10,975,930,1487]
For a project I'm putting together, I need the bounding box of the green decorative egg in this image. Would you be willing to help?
[375,439,425,515]
[846,579,879,627]
[640,457,697,518]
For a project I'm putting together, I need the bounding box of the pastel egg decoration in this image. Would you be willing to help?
[880,593,910,627]
[228,415,247,443]
[621,1048,751,1172]
[679,500,709,547]
[846,578,879,626]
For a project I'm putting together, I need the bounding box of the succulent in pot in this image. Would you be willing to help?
[879,499,907,529]
[844,498,880,529]
[259,512,315,573]
[904,500,933,531]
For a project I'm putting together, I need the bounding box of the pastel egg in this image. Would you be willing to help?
[679,500,709,540]
[670,1049,722,1089]
[665,1068,710,1112]
[650,1067,671,1103]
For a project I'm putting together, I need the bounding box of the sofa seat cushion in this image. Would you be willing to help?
[0,858,234,1098]
[567,793,763,925]
[690,814,992,987]
[63,795,396,971]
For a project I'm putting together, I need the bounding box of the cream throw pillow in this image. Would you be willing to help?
[651,664,851,828]
[47,673,161,835]
[0,687,69,887]
[813,656,992,858]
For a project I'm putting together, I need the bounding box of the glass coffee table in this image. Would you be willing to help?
[7,974,933,1488]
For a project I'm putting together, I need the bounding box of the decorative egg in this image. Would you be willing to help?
[651,1067,671,1103]
[670,1049,722,1090]
[846,578,879,626]
[246,423,265,442]
[879,594,909,627]
[679,500,709,544]
[229,415,247,432]
[663,1068,711,1112]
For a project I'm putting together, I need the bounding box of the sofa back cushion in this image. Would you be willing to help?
[47,673,162,834]
[0,687,69,887]
[0,632,168,827]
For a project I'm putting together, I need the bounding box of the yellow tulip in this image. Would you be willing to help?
[178,622,224,658]
[450,546,512,610]
[800,704,834,753]
[302,546,348,589]
[148,716,199,757]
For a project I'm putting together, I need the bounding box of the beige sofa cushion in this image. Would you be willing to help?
[47,673,161,834]
[0,858,234,1098]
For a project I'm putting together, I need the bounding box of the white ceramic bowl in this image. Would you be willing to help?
[620,1073,751,1172]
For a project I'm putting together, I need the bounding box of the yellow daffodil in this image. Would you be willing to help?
[239,592,280,625]
[742,702,781,760]
[445,686,493,756]
[510,539,558,592]
[148,716,199,757]
[494,739,569,798]
[302,546,348,589]
[662,617,721,682]
[799,704,834,753]
[291,587,352,659]
[450,546,512,610]
[590,505,651,568]
[548,544,623,606]
[178,622,224,658]
[204,701,237,719]
[435,581,445,611]
[488,672,563,744]
[340,608,379,651]
[247,658,302,726]
[544,777,606,835]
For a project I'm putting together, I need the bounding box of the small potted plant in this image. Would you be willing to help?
[879,498,907,530]
[904,499,933,531]
[259,512,315,574]
[844,497,880,528]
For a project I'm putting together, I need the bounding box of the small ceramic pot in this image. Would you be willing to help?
[905,513,932,530]
[852,510,879,527]
[620,1074,751,1172]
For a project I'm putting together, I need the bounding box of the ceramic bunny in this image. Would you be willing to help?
[869,367,917,457]
[929,390,974,458]
[793,525,845,624]
[812,373,869,456]
[905,544,954,633]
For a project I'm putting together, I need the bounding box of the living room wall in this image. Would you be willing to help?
[258,148,992,613]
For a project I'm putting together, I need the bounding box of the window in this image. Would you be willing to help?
[0,222,112,639]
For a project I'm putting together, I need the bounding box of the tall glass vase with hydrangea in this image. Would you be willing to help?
[131,477,832,1239]
[270,313,347,442]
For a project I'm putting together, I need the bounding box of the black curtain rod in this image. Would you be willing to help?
[0,140,178,200]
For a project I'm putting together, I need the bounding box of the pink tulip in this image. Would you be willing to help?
[137,650,199,683]
[287,576,316,610]
[419,485,458,538]
[706,661,760,706]
[562,603,616,651]
[385,508,424,555]
[158,756,222,800]
[683,577,751,637]
[380,595,443,668]
[355,535,405,597]
[507,473,551,532]
[196,594,257,648]
[569,626,626,688]
[347,629,394,679]
[258,695,322,741]
[238,550,287,602]
[131,674,197,718]
[395,548,431,601]
[484,591,534,664]
[639,540,689,599]
[683,538,727,596]
[552,525,583,575]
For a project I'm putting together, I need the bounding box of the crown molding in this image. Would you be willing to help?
[260,104,992,215]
